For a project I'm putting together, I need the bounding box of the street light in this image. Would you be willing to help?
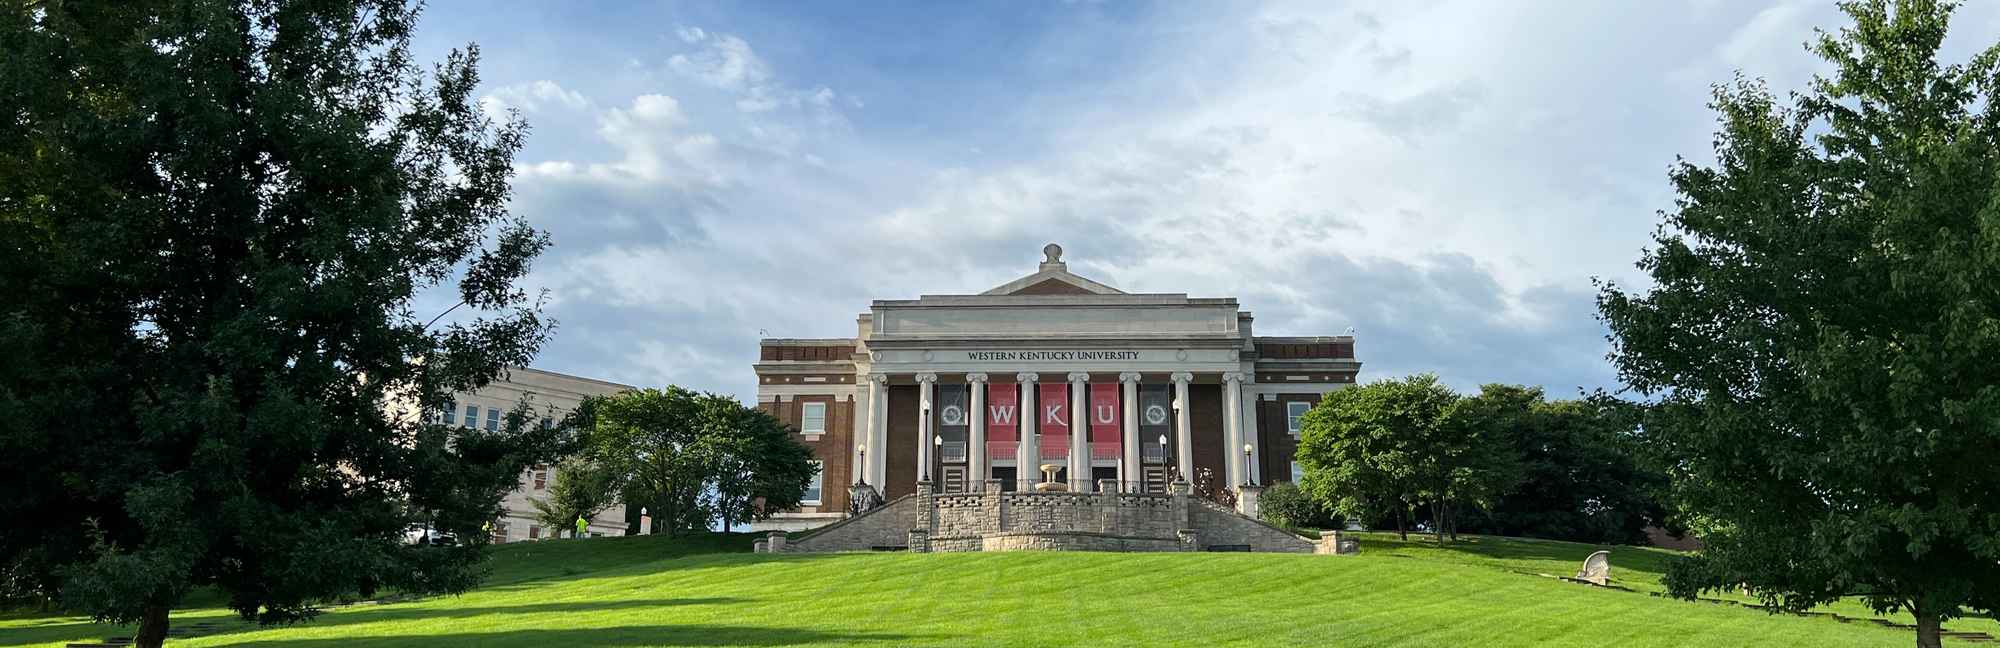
[1157,433,1169,494]
[855,444,867,485]
[933,435,945,492]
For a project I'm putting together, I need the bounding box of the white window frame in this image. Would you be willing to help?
[1291,460,1305,484]
[463,404,479,429]
[800,402,827,437]
[802,460,823,506]
[1286,401,1312,437]
[485,407,501,432]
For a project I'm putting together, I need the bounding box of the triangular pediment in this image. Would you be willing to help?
[981,244,1125,296]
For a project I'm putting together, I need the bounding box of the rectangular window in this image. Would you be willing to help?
[1286,402,1312,436]
[533,470,547,490]
[801,402,827,435]
[485,407,500,432]
[528,525,540,540]
[802,460,823,505]
[463,404,478,429]
[442,401,457,425]
[1291,461,1305,483]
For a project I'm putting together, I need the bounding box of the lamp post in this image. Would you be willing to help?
[1156,433,1169,493]
[1242,443,1256,486]
[933,435,945,493]
[855,444,867,485]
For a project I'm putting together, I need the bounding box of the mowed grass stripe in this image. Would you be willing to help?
[0,533,1971,647]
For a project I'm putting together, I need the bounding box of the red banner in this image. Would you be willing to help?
[985,382,1017,442]
[1037,383,1070,455]
[1088,383,1120,443]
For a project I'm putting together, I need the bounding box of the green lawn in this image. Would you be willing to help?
[4,532,1993,647]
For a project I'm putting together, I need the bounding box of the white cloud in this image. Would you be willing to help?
[457,0,2000,399]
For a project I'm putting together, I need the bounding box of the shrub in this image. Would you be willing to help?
[1260,482,1339,530]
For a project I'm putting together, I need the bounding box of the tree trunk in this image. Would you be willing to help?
[1396,506,1408,541]
[1914,608,1941,648]
[1432,501,1445,545]
[135,603,169,648]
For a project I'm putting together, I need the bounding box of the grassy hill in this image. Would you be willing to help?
[4,532,1994,647]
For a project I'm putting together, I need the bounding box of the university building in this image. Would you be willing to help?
[430,367,635,542]
[752,244,1360,533]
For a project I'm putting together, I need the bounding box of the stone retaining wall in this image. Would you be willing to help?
[782,495,920,552]
[778,482,1318,554]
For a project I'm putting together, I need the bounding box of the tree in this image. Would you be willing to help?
[1595,2,2000,644]
[530,458,623,538]
[1455,394,1668,546]
[574,388,815,536]
[0,2,554,646]
[1295,374,1460,541]
[707,406,817,532]
[1429,384,1533,542]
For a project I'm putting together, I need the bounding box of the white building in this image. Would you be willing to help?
[434,366,636,542]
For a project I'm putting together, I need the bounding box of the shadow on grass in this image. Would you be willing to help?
[215,624,936,647]
[1362,533,1681,575]
[0,598,755,648]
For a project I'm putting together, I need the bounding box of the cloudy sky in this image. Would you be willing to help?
[410,0,1999,402]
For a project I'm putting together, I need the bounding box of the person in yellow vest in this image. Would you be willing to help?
[574,515,588,539]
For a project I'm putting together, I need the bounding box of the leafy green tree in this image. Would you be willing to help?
[573,387,814,535]
[1295,374,1460,540]
[708,406,818,531]
[1454,394,1669,545]
[1429,384,1530,542]
[530,458,623,538]
[1596,2,2000,644]
[0,1,553,646]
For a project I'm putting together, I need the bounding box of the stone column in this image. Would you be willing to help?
[1067,372,1089,491]
[866,373,888,487]
[1222,372,1245,489]
[1171,372,1194,480]
[1016,372,1039,490]
[1241,375,1261,485]
[1118,372,1141,490]
[915,372,937,484]
[967,372,989,489]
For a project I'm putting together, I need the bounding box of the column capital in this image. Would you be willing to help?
[1065,371,1091,384]
[966,372,989,383]
[1170,371,1195,384]
[1118,372,1143,384]
[1016,372,1039,384]
[1222,372,1245,384]
[867,373,889,384]
[915,372,938,384]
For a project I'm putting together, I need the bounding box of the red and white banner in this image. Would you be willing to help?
[1038,383,1070,458]
[985,383,1017,442]
[1088,383,1120,440]
[1089,383,1121,459]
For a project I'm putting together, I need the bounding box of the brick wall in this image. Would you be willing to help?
[1188,384,1225,486]
[1257,394,1321,483]
[883,385,920,500]
[761,395,855,514]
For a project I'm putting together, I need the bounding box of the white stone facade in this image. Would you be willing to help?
[752,244,1362,533]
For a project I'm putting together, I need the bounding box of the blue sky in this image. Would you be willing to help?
[409,1,2000,402]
